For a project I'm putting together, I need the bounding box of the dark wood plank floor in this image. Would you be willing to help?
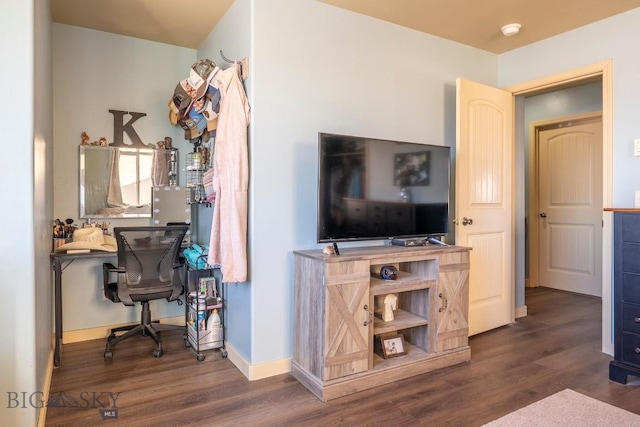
[46,288,640,426]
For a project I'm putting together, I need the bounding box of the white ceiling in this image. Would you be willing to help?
[51,0,640,53]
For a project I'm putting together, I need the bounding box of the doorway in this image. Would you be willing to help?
[504,60,613,355]
[528,112,603,297]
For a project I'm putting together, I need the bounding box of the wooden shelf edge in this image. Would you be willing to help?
[370,272,435,295]
[373,309,428,335]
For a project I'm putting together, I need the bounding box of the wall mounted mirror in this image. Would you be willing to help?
[80,146,154,218]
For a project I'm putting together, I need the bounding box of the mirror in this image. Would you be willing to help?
[80,146,154,218]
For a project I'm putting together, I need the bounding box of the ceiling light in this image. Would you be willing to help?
[501,23,521,37]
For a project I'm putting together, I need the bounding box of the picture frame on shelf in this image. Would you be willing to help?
[380,333,406,359]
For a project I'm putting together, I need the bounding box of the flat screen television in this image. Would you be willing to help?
[317,132,451,243]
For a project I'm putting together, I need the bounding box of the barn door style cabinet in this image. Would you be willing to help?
[292,245,471,401]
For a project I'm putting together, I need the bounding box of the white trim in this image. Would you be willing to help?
[225,342,291,381]
[515,305,528,319]
[38,341,54,427]
[62,316,184,343]
[503,60,614,356]
[61,319,295,381]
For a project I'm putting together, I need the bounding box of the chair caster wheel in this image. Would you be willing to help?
[153,349,163,358]
[197,354,205,362]
[104,350,113,360]
[221,349,228,358]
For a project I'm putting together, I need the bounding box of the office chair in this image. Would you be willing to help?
[102,225,189,359]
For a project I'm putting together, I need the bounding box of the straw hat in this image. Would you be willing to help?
[54,227,117,252]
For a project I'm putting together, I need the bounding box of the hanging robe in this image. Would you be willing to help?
[208,63,251,283]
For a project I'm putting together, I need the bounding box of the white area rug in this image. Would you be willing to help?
[483,389,640,426]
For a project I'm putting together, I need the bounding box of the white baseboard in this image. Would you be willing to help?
[63,320,292,381]
[38,341,54,427]
[62,316,184,344]
[225,342,291,381]
[515,305,528,319]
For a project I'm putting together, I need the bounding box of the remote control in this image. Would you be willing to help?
[426,237,451,247]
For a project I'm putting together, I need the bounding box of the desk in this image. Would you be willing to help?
[50,251,116,367]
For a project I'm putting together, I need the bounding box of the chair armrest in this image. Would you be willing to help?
[103,262,122,272]
[102,262,135,306]
[102,262,123,282]
[103,262,124,288]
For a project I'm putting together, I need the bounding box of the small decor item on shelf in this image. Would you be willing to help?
[80,131,110,147]
[322,245,336,255]
[382,294,397,322]
[377,334,407,359]
[374,293,398,322]
[379,265,398,281]
[81,131,90,145]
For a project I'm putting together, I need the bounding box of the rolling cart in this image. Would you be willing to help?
[184,266,227,361]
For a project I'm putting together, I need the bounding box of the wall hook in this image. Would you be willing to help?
[220,50,234,64]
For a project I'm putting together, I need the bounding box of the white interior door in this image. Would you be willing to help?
[456,78,514,336]
[537,117,603,296]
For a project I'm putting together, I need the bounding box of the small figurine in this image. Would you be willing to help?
[382,294,398,322]
[322,245,336,255]
[81,131,90,145]
[156,137,173,150]
[99,137,108,146]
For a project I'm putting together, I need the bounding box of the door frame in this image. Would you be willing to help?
[504,60,613,355]
[528,111,603,293]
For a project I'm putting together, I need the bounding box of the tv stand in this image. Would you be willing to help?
[292,245,471,401]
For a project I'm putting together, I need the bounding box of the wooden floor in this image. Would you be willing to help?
[46,287,640,426]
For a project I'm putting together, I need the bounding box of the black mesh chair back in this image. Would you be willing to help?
[103,225,189,359]
[114,226,187,304]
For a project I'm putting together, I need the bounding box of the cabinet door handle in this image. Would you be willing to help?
[634,317,640,323]
[439,293,448,312]
[635,347,640,354]
[363,304,373,326]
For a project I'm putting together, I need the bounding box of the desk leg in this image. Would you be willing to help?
[53,259,62,367]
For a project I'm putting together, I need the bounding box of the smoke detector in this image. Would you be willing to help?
[501,23,521,37]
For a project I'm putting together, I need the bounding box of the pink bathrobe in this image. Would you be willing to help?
[208,63,250,283]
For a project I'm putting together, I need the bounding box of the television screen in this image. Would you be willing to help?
[317,133,451,243]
